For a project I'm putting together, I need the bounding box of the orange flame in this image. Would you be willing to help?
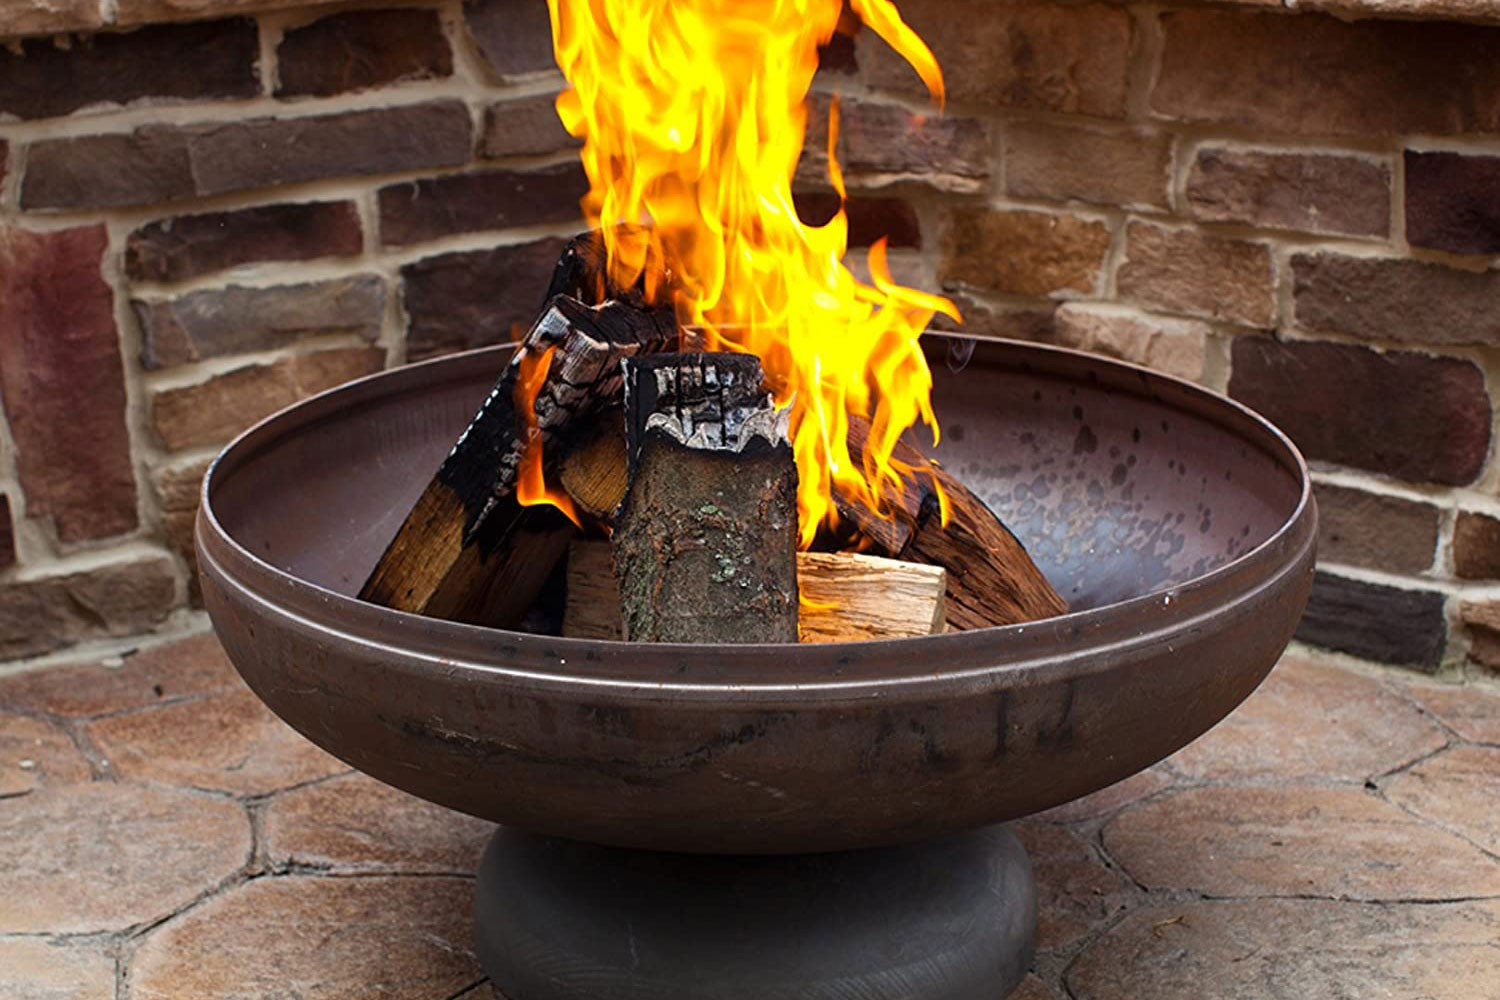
[546,0,958,546]
[515,345,584,528]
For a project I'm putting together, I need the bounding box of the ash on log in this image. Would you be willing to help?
[833,418,1067,630]
[612,353,799,643]
[358,232,676,626]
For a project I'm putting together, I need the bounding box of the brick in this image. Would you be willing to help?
[1405,150,1500,255]
[401,238,568,360]
[277,8,451,97]
[940,208,1111,297]
[377,163,586,247]
[1051,304,1208,381]
[803,95,991,189]
[0,556,178,661]
[1118,223,1274,327]
[481,92,578,158]
[23,101,472,211]
[0,495,13,569]
[1463,601,1500,676]
[1186,148,1391,238]
[22,125,194,211]
[0,783,249,934]
[817,30,857,76]
[862,0,1132,117]
[150,347,385,451]
[190,100,473,197]
[1230,337,1490,485]
[0,0,102,37]
[1154,9,1500,136]
[1313,483,1439,574]
[134,275,385,369]
[464,0,557,79]
[126,201,362,283]
[153,459,210,603]
[1454,510,1500,579]
[0,225,137,543]
[1292,253,1500,347]
[111,0,344,25]
[0,19,257,121]
[932,296,1055,343]
[1007,123,1172,210]
[1295,571,1446,669]
[792,193,921,249]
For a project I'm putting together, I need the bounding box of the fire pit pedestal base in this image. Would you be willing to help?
[473,824,1036,1000]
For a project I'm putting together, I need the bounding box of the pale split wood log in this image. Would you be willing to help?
[832,417,1067,631]
[612,353,800,643]
[358,232,677,626]
[565,541,946,642]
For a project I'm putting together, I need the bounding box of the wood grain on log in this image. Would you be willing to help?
[613,353,799,643]
[565,541,946,642]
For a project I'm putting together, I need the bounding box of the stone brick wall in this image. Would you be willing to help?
[2,0,1499,676]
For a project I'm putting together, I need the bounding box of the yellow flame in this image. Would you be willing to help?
[546,0,958,546]
[515,345,584,528]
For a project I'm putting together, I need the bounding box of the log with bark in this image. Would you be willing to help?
[612,352,800,643]
[564,541,946,642]
[357,232,677,626]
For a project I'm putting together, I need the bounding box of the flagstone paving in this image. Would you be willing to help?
[0,636,1497,999]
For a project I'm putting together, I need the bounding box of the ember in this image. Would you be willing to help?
[359,0,1066,640]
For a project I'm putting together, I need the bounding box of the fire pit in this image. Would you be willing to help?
[197,334,1315,1000]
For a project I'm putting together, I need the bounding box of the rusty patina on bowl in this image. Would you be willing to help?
[197,336,1315,854]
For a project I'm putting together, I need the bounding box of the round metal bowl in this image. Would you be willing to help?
[198,336,1316,854]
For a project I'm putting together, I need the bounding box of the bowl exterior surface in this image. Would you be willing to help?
[199,338,1316,853]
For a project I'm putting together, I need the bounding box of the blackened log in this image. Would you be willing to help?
[833,418,1066,631]
[358,249,677,625]
[612,353,799,643]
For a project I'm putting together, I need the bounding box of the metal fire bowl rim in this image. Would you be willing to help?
[197,335,1315,695]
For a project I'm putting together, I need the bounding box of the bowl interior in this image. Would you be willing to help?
[210,338,1302,616]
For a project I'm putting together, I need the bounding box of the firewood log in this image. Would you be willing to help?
[565,541,946,642]
[358,232,677,627]
[832,417,1067,630]
[612,353,800,643]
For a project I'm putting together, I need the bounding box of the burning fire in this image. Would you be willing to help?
[544,0,958,546]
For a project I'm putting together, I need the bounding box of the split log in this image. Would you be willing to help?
[358,232,677,626]
[612,353,799,643]
[558,413,628,522]
[832,418,1067,630]
[565,541,946,642]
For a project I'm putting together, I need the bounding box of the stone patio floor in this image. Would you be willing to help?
[1,630,1498,999]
